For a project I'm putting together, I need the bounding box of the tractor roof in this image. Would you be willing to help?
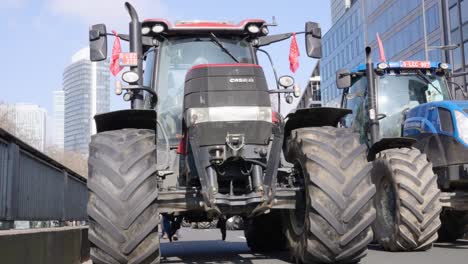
[142,18,267,36]
[351,61,451,73]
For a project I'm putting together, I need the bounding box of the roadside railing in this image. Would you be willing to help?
[0,128,87,228]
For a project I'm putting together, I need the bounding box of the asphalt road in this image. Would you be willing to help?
[160,228,468,264]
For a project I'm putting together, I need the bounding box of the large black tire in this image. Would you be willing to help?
[372,148,441,251]
[244,210,287,252]
[284,127,376,264]
[438,209,468,242]
[87,129,160,264]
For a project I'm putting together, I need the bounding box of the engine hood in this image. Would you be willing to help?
[411,100,468,113]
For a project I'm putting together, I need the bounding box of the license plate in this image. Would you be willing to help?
[400,61,431,68]
[119,53,138,66]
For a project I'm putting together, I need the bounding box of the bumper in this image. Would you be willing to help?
[157,188,297,214]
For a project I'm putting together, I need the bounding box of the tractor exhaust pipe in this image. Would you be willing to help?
[365,46,380,144]
[125,2,144,109]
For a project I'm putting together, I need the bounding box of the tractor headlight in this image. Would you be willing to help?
[278,75,295,87]
[439,63,449,70]
[152,24,165,33]
[186,106,272,127]
[377,62,388,70]
[455,110,468,143]
[141,27,151,35]
[122,71,140,83]
[247,25,260,34]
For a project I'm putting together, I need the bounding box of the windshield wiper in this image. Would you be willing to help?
[415,70,443,94]
[209,33,239,63]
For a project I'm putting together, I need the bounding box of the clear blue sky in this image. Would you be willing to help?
[0,0,331,117]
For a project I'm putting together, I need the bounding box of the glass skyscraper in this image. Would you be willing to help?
[320,0,457,106]
[63,47,110,154]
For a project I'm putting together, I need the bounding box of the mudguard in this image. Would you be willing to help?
[284,107,351,139]
[94,109,156,133]
[367,137,417,161]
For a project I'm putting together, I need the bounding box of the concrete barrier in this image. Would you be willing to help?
[0,226,89,264]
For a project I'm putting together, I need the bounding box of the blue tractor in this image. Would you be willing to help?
[404,100,468,242]
[336,47,468,251]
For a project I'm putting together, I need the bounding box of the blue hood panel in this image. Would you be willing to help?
[404,100,468,148]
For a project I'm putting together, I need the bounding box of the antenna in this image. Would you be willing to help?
[266,16,278,27]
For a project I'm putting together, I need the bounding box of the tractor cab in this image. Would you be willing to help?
[141,19,266,144]
[337,60,452,140]
[90,17,321,144]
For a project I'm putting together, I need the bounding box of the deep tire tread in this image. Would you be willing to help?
[373,148,442,252]
[284,127,375,264]
[88,129,160,264]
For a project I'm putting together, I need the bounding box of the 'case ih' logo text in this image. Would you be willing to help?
[229,78,255,83]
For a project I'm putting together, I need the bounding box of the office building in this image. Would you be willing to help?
[447,0,468,96]
[365,0,444,63]
[331,0,356,24]
[0,103,47,151]
[297,61,321,108]
[321,0,364,107]
[53,90,65,149]
[63,47,110,154]
[321,0,453,106]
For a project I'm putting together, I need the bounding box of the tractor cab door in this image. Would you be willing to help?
[343,76,369,144]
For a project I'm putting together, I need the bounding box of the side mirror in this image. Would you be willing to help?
[89,24,107,61]
[305,22,322,59]
[336,68,351,89]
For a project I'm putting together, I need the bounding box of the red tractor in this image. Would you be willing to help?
[87,3,376,263]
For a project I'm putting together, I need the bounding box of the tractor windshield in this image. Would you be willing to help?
[377,74,450,138]
[155,36,254,143]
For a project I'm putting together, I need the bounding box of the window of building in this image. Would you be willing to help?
[426,5,439,33]
[453,47,462,70]
[464,41,468,66]
[463,0,468,24]
[450,6,459,30]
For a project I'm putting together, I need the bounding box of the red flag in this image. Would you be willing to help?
[110,30,123,76]
[289,33,300,73]
[376,33,386,62]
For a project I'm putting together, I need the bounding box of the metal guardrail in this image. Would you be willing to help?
[0,128,87,221]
